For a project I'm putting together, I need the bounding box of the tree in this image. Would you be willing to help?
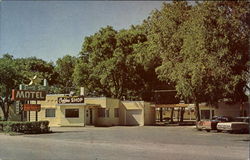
[0,54,21,120]
[15,57,59,93]
[74,25,165,100]
[55,55,77,93]
[153,1,249,122]
[74,26,118,97]
[0,54,62,120]
[144,1,191,122]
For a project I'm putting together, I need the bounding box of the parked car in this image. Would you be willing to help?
[197,116,233,132]
[234,117,250,123]
[217,117,250,134]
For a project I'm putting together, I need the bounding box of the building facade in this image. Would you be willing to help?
[155,101,250,121]
[26,95,155,127]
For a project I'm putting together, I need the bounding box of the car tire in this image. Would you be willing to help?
[241,128,248,134]
[206,129,210,132]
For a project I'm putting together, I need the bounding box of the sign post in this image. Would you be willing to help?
[35,100,38,121]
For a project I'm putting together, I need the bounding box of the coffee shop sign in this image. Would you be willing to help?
[12,89,46,101]
[58,96,84,104]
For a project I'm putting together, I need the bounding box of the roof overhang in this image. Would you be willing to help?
[152,104,191,108]
[56,103,101,108]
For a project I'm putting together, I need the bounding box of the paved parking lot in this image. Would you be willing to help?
[0,126,249,160]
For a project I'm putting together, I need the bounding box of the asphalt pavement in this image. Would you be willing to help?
[0,126,249,160]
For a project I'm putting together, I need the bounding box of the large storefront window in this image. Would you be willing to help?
[98,108,110,117]
[65,109,79,118]
[98,108,105,117]
[45,109,55,117]
[105,109,109,117]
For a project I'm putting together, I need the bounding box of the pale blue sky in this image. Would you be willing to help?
[0,1,164,62]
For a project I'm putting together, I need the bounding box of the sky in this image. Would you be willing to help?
[0,1,164,62]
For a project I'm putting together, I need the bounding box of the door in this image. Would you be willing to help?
[85,108,93,125]
[89,108,93,124]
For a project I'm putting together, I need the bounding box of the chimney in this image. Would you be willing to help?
[43,79,48,86]
[80,87,85,96]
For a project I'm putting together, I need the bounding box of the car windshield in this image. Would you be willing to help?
[212,116,231,122]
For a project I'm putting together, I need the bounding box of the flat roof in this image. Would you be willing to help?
[123,103,143,110]
[153,104,192,108]
[46,94,65,96]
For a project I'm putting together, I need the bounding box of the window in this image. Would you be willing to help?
[46,109,55,117]
[98,108,105,117]
[105,109,109,118]
[98,108,110,117]
[86,110,89,117]
[65,109,79,118]
[114,108,119,117]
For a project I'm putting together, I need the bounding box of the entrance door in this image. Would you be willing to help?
[85,108,93,125]
[89,108,93,124]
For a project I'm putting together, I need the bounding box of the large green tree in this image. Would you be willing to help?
[0,54,21,120]
[74,25,164,100]
[55,55,77,93]
[74,26,118,97]
[0,55,60,120]
[15,57,58,86]
[153,1,249,121]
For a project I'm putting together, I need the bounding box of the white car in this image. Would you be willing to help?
[217,117,249,133]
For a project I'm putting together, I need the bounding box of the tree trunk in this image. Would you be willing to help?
[3,88,10,121]
[177,108,180,122]
[195,102,200,122]
[240,99,243,117]
[180,107,185,122]
[3,107,9,121]
[170,108,174,123]
[159,108,163,122]
[0,98,5,119]
[2,101,10,121]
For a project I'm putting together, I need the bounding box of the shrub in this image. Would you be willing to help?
[0,121,50,134]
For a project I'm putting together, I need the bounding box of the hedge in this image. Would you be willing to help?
[0,121,50,134]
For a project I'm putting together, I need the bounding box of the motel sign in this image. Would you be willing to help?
[23,104,41,111]
[12,89,46,101]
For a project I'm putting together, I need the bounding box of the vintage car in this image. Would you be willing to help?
[197,116,232,132]
[217,117,250,133]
